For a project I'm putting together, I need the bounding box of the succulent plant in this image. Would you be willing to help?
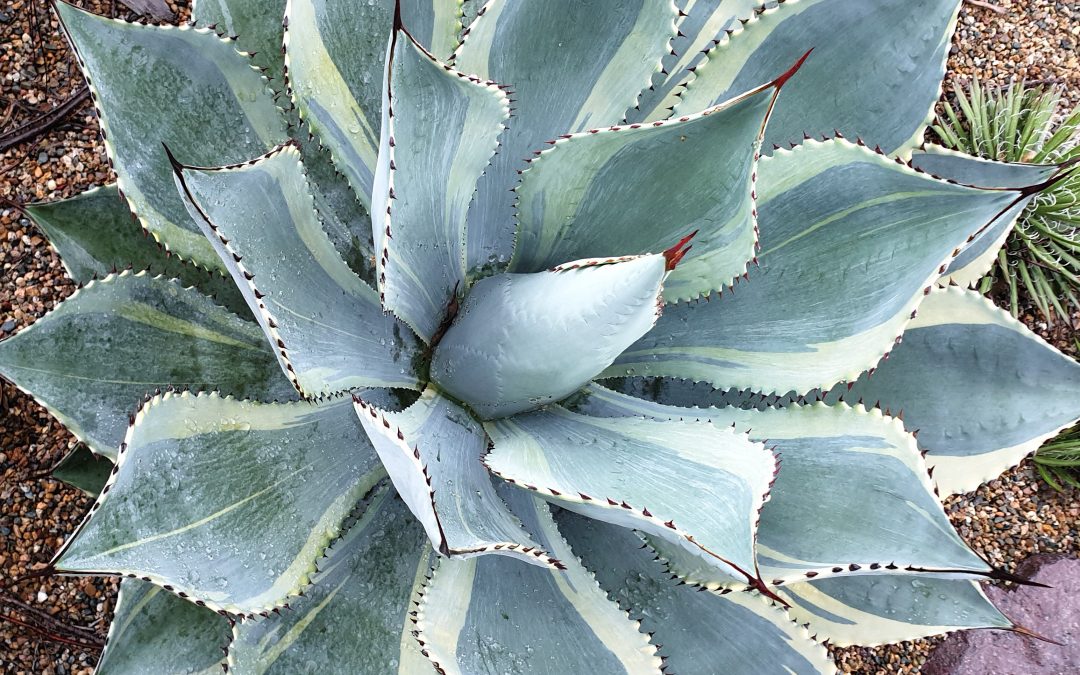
[4,0,1080,672]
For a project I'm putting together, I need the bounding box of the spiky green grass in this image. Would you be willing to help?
[933,80,1080,323]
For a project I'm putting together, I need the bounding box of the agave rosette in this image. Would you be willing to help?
[3,0,1079,672]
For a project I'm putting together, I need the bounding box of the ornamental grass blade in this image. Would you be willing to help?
[172,142,423,396]
[484,406,776,589]
[825,286,1080,496]
[0,271,294,460]
[371,22,509,341]
[675,0,963,155]
[452,0,678,272]
[54,393,386,615]
[608,138,1027,397]
[353,388,558,568]
[412,490,662,675]
[55,1,287,270]
[558,510,836,675]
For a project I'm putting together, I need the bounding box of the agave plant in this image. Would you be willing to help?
[4,0,1080,672]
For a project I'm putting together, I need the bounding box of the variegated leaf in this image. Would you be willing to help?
[52,446,111,497]
[572,385,990,584]
[353,388,557,567]
[95,578,230,675]
[26,184,249,317]
[430,254,671,420]
[413,490,662,675]
[283,0,463,209]
[511,63,807,302]
[629,0,763,122]
[484,406,776,587]
[192,0,286,82]
[779,575,1011,646]
[558,510,836,675]
[55,393,386,615]
[371,26,509,341]
[453,0,678,273]
[0,272,294,460]
[607,139,1024,397]
[824,286,1080,496]
[675,0,962,155]
[56,3,286,270]
[910,145,1061,286]
[227,485,435,674]
[173,143,422,397]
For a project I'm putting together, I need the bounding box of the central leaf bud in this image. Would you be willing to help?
[430,248,687,420]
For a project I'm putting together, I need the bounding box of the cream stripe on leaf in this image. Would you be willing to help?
[607,139,1026,397]
[174,143,422,397]
[371,26,509,341]
[484,406,776,588]
[453,0,677,273]
[25,184,249,318]
[0,271,294,461]
[675,0,962,156]
[571,385,990,584]
[94,578,230,675]
[54,392,386,615]
[558,510,836,675]
[630,0,762,123]
[353,387,558,568]
[779,574,1011,647]
[56,3,287,271]
[283,0,463,210]
[413,490,662,675]
[908,145,1061,286]
[824,286,1080,496]
[511,72,794,302]
[227,486,434,674]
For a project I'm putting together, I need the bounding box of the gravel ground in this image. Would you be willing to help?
[0,1,1078,673]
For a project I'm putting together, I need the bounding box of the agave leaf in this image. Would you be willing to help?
[484,406,776,586]
[557,510,837,675]
[910,145,1061,286]
[573,385,990,584]
[413,491,662,675]
[779,575,1011,647]
[283,0,462,210]
[192,0,286,82]
[353,388,557,567]
[227,485,435,674]
[54,393,386,615]
[95,578,230,675]
[371,27,509,341]
[511,66,802,302]
[173,143,422,397]
[629,0,764,123]
[452,0,678,272]
[52,446,111,497]
[675,0,962,155]
[26,184,249,317]
[824,286,1080,496]
[607,138,1025,397]
[55,2,286,271]
[430,254,670,420]
[0,272,294,460]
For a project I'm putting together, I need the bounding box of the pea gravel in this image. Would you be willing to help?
[0,1,1076,673]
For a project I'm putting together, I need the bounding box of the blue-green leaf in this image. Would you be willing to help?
[607,139,1024,396]
[452,0,678,272]
[353,388,557,567]
[0,272,294,460]
[174,143,422,397]
[191,0,286,83]
[371,27,509,341]
[824,286,1080,496]
[56,2,286,270]
[55,393,386,615]
[52,446,111,497]
[675,0,962,155]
